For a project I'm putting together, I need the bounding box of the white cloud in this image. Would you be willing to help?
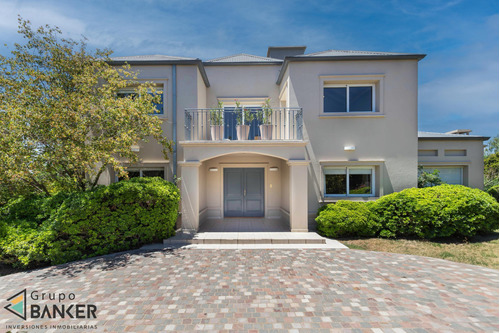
[0,0,86,38]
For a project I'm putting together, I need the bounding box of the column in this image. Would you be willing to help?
[180,161,201,231]
[287,160,309,232]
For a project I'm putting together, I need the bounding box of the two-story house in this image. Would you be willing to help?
[103,46,488,232]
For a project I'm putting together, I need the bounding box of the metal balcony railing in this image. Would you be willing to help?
[184,107,303,141]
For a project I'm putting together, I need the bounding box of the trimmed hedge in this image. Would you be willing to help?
[316,185,499,239]
[316,201,379,238]
[0,177,179,267]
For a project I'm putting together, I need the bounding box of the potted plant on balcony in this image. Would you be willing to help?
[235,100,253,140]
[257,98,273,140]
[209,100,224,141]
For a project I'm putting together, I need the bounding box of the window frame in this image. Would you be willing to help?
[324,166,375,197]
[116,167,166,182]
[323,83,376,113]
[117,84,165,116]
[419,166,464,185]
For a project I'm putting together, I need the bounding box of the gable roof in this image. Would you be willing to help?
[205,53,282,65]
[418,131,489,141]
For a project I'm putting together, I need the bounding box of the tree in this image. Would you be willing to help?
[484,136,499,190]
[485,136,499,156]
[0,18,172,195]
[418,167,442,188]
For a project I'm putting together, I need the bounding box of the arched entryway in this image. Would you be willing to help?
[178,149,309,232]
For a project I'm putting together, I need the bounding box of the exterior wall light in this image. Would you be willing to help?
[269,167,279,171]
[344,146,355,151]
[209,167,218,172]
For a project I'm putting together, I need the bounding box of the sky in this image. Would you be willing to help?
[0,0,498,137]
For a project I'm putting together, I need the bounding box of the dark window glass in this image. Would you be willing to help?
[149,92,164,114]
[325,174,347,195]
[224,107,237,140]
[324,88,347,113]
[117,92,137,99]
[248,107,261,140]
[349,86,372,111]
[349,170,372,195]
[223,107,260,140]
[128,171,140,178]
[142,170,164,178]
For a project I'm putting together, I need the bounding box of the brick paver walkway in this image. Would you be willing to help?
[0,248,497,332]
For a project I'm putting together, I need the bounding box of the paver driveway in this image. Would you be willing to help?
[0,248,498,332]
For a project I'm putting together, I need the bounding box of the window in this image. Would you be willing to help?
[418,149,438,157]
[117,87,164,115]
[324,84,374,113]
[223,106,262,140]
[420,167,463,185]
[118,168,165,181]
[324,167,375,196]
[444,149,466,157]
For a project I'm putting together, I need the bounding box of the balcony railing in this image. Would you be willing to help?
[184,107,303,141]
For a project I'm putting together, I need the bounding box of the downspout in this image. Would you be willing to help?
[172,65,177,178]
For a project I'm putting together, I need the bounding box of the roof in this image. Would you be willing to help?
[276,49,426,84]
[205,53,282,65]
[299,49,421,57]
[418,131,489,141]
[107,54,210,87]
[110,54,197,62]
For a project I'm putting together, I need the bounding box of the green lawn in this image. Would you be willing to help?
[341,233,499,269]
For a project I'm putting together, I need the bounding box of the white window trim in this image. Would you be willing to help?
[118,80,167,118]
[318,74,385,117]
[323,83,375,113]
[324,166,375,197]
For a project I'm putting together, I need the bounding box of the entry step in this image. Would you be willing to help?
[164,232,326,245]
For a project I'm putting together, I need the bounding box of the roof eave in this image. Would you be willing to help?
[276,54,427,85]
[418,136,490,141]
[107,59,210,87]
[203,61,283,66]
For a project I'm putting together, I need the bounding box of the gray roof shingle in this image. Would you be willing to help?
[206,53,282,63]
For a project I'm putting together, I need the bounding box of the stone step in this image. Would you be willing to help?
[163,232,326,245]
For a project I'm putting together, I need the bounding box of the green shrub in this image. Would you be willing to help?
[486,185,499,202]
[372,185,499,239]
[0,177,180,267]
[316,201,380,238]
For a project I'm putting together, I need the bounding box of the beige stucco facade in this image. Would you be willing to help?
[106,48,487,232]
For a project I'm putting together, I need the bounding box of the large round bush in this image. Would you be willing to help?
[372,185,499,239]
[0,177,180,267]
[316,201,380,238]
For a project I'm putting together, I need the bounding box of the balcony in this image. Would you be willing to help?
[184,107,303,142]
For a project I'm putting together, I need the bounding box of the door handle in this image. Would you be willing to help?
[244,189,246,196]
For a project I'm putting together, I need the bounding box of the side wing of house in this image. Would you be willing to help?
[418,132,488,189]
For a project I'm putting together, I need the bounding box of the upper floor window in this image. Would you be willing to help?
[118,88,164,115]
[324,84,375,113]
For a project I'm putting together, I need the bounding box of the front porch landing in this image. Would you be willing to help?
[199,218,289,232]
